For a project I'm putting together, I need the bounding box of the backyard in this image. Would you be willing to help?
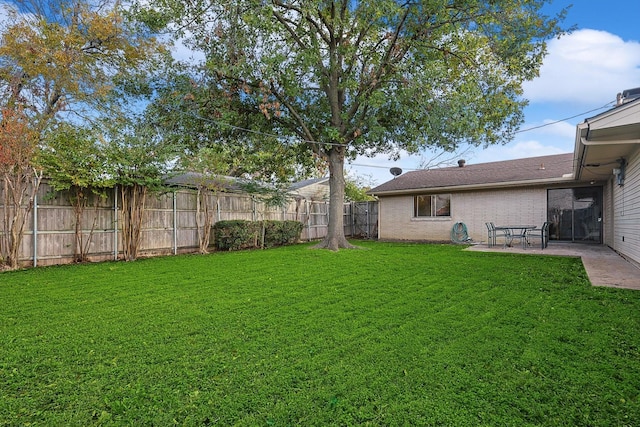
[1,241,639,426]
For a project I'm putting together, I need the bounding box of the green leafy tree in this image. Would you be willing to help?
[40,123,111,262]
[0,0,166,126]
[143,67,319,183]
[0,0,166,267]
[103,117,174,261]
[138,0,567,250]
[345,172,376,202]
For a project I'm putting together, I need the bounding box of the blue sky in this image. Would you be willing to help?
[353,0,640,185]
[2,1,637,186]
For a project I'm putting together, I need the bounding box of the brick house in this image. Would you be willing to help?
[369,90,640,267]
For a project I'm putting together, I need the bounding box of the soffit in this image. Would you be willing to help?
[574,100,640,181]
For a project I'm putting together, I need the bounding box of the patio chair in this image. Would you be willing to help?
[487,222,510,248]
[525,222,550,249]
[485,222,493,246]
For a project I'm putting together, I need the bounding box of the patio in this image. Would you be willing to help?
[465,242,640,290]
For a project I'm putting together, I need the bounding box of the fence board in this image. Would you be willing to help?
[1,181,378,267]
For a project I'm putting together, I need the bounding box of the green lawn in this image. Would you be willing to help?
[1,241,639,426]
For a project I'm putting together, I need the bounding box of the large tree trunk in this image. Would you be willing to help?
[314,147,356,251]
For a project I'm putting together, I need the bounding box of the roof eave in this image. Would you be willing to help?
[370,176,577,196]
[574,100,640,181]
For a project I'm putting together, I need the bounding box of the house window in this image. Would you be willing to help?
[414,194,451,217]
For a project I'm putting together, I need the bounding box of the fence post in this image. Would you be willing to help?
[113,186,118,261]
[351,202,355,237]
[366,201,370,239]
[252,197,257,221]
[173,191,178,255]
[325,201,329,222]
[32,185,38,267]
[306,200,311,241]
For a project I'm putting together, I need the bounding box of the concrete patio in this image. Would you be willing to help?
[465,242,640,290]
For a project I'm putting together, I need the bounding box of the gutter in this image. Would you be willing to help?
[581,137,640,145]
[370,176,577,197]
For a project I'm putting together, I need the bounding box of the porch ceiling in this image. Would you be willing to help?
[574,101,640,181]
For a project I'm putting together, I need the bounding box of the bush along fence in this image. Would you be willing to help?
[213,220,303,251]
[1,180,378,268]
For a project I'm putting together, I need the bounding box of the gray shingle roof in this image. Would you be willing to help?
[369,153,575,194]
[288,177,329,191]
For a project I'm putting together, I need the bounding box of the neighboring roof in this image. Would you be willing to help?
[369,153,576,195]
[288,177,329,191]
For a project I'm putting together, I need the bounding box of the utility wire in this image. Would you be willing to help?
[170,100,616,153]
[118,100,617,175]
[514,101,615,134]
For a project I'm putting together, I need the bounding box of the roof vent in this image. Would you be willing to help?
[457,159,466,167]
[617,87,640,105]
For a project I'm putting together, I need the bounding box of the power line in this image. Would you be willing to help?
[161,101,615,174]
[172,100,615,149]
[350,102,616,172]
[514,101,615,134]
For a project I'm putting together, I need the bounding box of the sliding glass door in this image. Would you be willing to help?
[547,187,602,243]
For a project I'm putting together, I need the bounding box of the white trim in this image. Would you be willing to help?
[371,176,576,196]
[581,137,640,146]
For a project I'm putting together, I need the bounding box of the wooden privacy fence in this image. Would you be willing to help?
[347,200,379,239]
[3,181,378,267]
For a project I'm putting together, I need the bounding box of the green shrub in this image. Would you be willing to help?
[263,220,303,248]
[212,220,259,251]
[213,220,302,250]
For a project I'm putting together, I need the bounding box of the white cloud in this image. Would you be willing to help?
[521,119,576,140]
[469,116,576,163]
[523,29,640,106]
[350,29,640,184]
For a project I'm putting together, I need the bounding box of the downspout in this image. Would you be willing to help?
[575,121,591,181]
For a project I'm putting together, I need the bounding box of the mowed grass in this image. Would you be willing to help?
[1,241,640,426]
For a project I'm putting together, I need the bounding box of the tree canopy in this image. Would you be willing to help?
[137,0,568,250]
[142,62,320,183]
[0,0,166,125]
[0,0,168,267]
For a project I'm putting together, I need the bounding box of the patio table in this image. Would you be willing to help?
[494,225,537,248]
